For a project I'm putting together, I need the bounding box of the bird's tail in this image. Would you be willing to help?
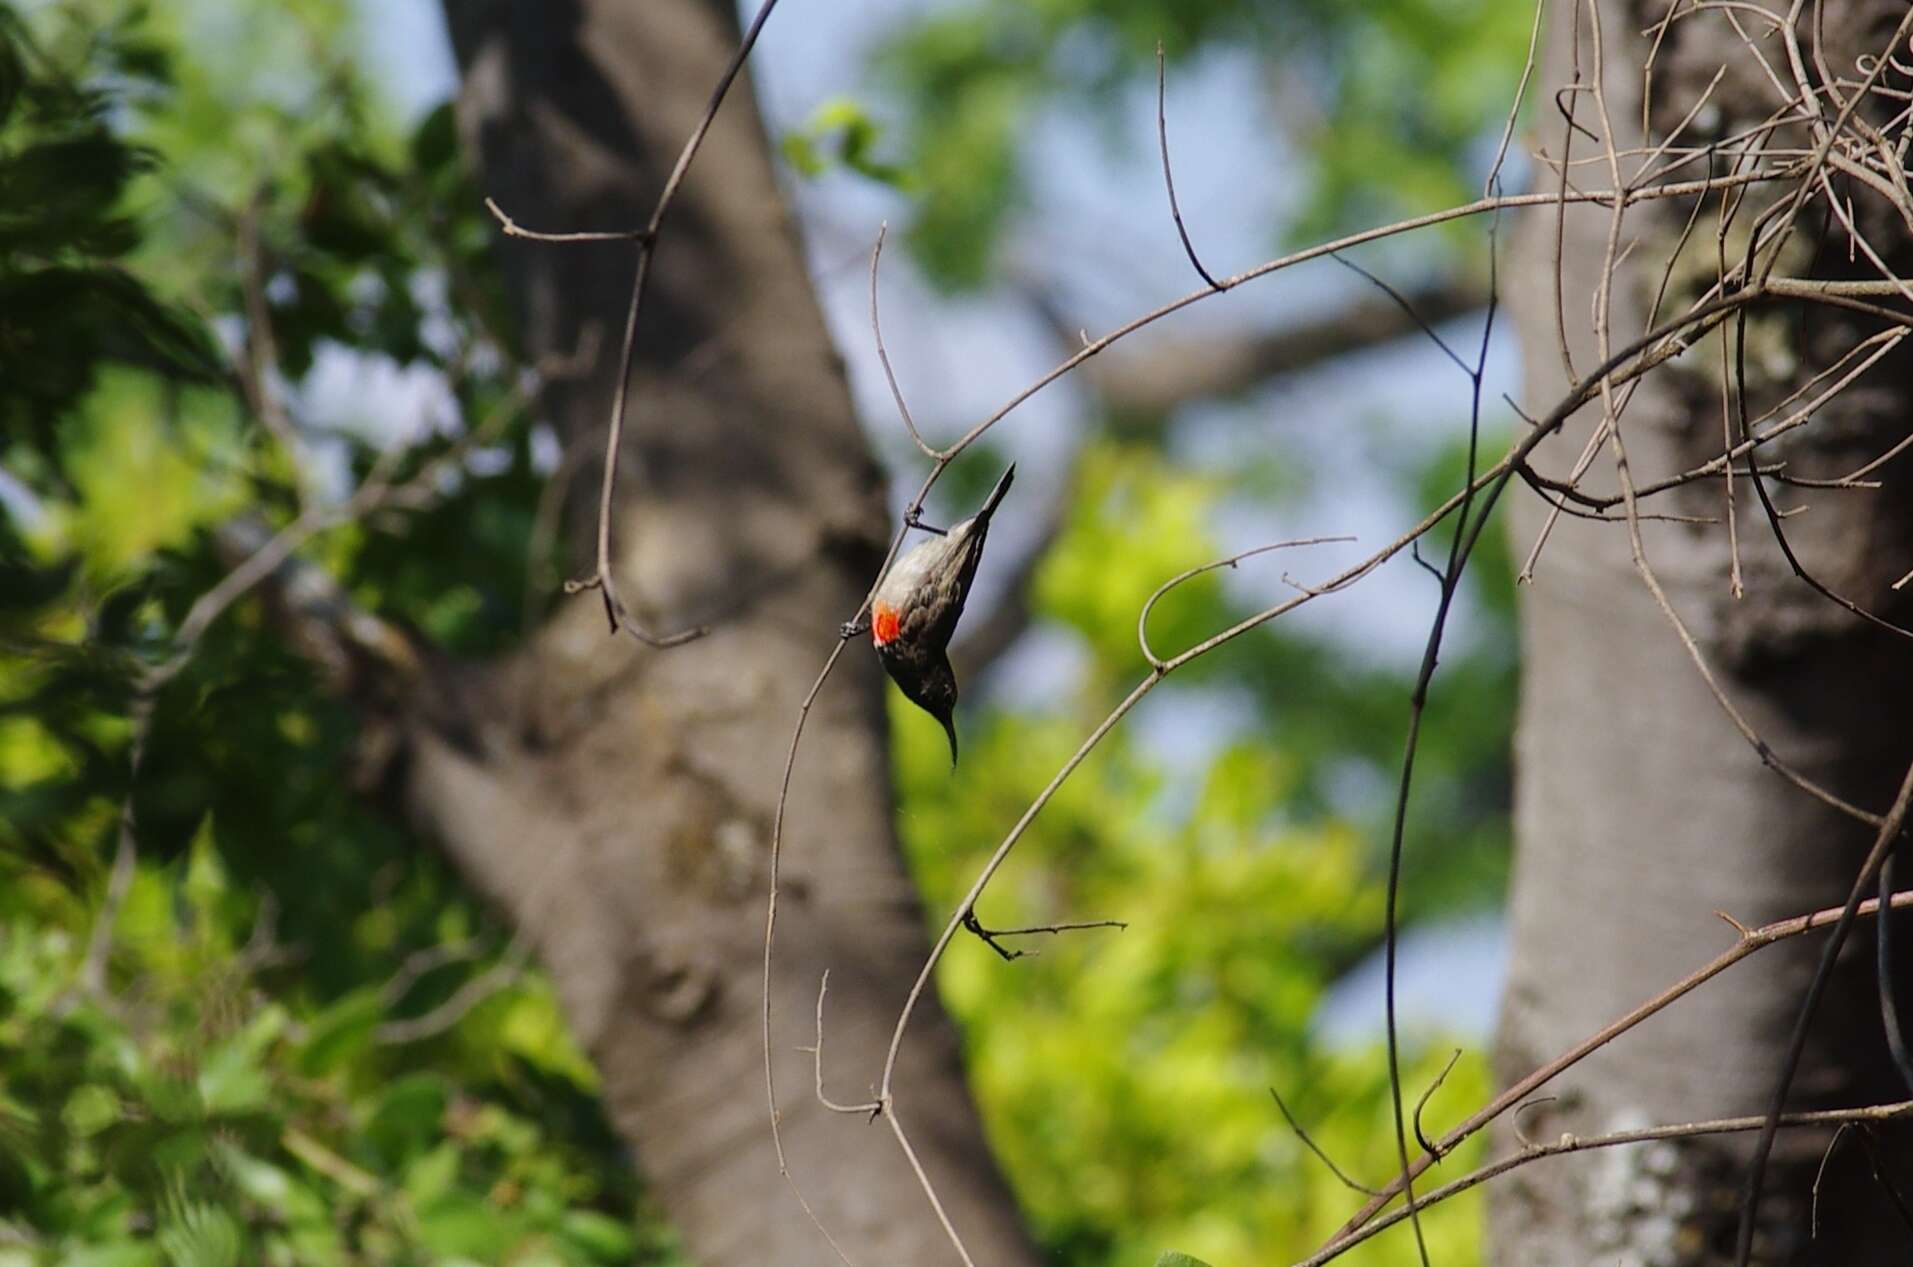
[976,463,1016,522]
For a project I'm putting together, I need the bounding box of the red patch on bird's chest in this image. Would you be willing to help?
[872,603,901,647]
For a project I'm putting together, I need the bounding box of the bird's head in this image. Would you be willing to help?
[899,654,960,766]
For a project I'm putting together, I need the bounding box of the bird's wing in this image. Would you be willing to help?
[896,589,948,649]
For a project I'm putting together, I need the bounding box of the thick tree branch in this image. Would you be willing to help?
[1082,281,1487,418]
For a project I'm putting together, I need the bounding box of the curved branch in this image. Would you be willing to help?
[1301,1099,1913,1266]
[1329,888,1913,1244]
[1137,537,1355,669]
[1156,42,1222,291]
[870,222,940,459]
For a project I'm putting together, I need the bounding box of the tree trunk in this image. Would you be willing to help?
[1491,2,1913,1263]
[407,2,1042,1263]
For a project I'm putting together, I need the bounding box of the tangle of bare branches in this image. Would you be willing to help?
[464,1,1913,1261]
[762,7,1913,1259]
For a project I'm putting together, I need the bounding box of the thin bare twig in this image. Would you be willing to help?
[885,1107,977,1267]
[1304,1099,1913,1267]
[376,939,487,1010]
[1369,198,1500,1267]
[483,196,644,243]
[1332,890,1913,1243]
[915,166,1802,492]
[759,639,862,1267]
[1726,180,1913,644]
[805,972,882,1116]
[1269,1086,1384,1197]
[1137,537,1355,669]
[1485,0,1549,198]
[1329,254,1471,375]
[1879,852,1913,1095]
[1851,1124,1913,1237]
[1735,757,1913,1265]
[375,936,532,1045]
[1156,42,1221,290]
[1413,1049,1464,1162]
[869,222,939,459]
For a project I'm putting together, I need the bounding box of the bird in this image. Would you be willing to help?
[862,464,1015,766]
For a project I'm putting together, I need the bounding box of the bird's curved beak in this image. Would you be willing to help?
[941,715,959,768]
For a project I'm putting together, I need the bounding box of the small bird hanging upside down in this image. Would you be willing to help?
[855,464,1015,766]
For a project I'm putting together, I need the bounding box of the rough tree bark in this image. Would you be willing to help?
[376,2,1045,1263]
[1492,2,1913,1263]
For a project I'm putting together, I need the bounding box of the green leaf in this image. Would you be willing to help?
[60,1246,163,1267]
[561,1209,637,1261]
[1154,1255,1216,1267]
[779,131,824,177]
[363,1073,448,1167]
[213,1141,292,1212]
[401,1141,459,1208]
[293,987,381,1076]
[62,1084,122,1137]
[156,1199,241,1267]
[495,985,598,1090]
[409,102,459,174]
[179,816,236,933]
[196,1006,285,1114]
[413,1192,508,1258]
[781,96,913,189]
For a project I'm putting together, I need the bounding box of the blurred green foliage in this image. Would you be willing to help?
[816,0,1533,287]
[779,97,913,189]
[894,442,1510,1267]
[0,837,673,1267]
[1,4,673,1263]
[1,2,1514,1266]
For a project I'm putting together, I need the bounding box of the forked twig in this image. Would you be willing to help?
[1332,889,1913,1245]
[485,0,794,649]
[1306,1098,1913,1267]
[806,972,882,1116]
[1734,757,1913,1265]
[959,911,1127,961]
[1413,1049,1464,1162]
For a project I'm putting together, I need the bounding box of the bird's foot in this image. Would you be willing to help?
[904,508,948,537]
